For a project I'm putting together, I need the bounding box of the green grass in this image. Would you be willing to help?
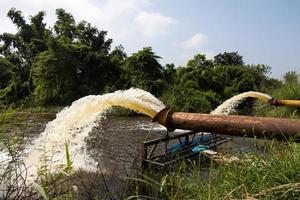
[30,142,75,200]
[126,142,300,200]
[14,106,64,113]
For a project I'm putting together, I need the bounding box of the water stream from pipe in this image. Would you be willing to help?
[211,91,272,115]
[23,88,165,180]
[1,89,273,181]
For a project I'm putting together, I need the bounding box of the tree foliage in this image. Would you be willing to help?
[161,54,276,113]
[122,47,164,96]
[214,51,244,66]
[1,8,121,105]
[0,8,292,114]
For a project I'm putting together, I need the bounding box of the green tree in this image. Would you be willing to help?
[32,37,79,105]
[0,57,13,90]
[187,54,213,68]
[54,8,76,39]
[1,8,124,105]
[123,47,164,96]
[31,9,116,105]
[162,63,176,85]
[214,52,244,66]
[283,71,298,85]
[162,52,272,113]
[0,8,49,103]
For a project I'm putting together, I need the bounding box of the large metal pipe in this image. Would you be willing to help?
[153,107,300,141]
[268,99,300,107]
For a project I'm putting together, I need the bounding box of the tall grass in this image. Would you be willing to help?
[34,142,76,200]
[0,109,76,199]
[126,142,300,200]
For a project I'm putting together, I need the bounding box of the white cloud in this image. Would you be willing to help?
[0,0,179,66]
[0,0,149,38]
[175,33,213,66]
[134,11,176,37]
[180,33,207,50]
[0,0,176,52]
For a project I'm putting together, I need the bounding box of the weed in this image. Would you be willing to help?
[125,143,300,200]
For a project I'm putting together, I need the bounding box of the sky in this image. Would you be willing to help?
[0,0,299,78]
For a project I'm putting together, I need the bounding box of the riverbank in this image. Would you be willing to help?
[127,142,300,199]
[0,107,57,138]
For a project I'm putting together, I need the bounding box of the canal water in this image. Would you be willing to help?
[89,115,267,174]
[0,112,266,176]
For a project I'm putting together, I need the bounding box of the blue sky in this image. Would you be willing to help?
[0,0,299,78]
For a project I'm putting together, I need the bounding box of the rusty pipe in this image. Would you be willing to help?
[153,107,300,141]
[268,99,300,107]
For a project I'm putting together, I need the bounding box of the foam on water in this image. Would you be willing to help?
[24,88,165,180]
[0,151,10,172]
[211,91,272,115]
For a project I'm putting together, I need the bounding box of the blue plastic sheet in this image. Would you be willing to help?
[192,145,209,152]
[167,134,212,153]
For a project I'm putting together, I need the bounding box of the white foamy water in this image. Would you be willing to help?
[211,91,272,115]
[24,88,165,180]
[135,123,189,133]
[1,89,273,182]
[0,151,10,172]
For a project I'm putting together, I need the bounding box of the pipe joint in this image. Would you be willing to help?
[152,107,175,132]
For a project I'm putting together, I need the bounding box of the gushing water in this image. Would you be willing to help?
[1,89,273,181]
[24,88,165,180]
[211,91,272,115]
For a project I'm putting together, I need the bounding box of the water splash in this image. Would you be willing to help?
[4,89,273,181]
[211,91,272,115]
[24,88,165,180]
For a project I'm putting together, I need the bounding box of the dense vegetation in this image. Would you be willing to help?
[1,8,298,114]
